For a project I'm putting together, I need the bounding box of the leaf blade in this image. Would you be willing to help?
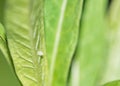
[5,0,48,86]
[45,0,83,86]
[101,0,120,85]
[70,0,108,86]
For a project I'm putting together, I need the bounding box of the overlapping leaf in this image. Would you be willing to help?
[4,0,48,86]
[70,0,108,86]
[0,24,11,64]
[45,0,83,86]
[101,0,120,85]
[103,80,120,86]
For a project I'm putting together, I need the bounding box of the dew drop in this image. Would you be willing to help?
[37,51,43,56]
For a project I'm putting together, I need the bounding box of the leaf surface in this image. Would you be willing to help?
[0,23,13,66]
[0,50,21,86]
[0,0,5,23]
[103,80,120,86]
[45,0,83,86]
[0,23,5,42]
[101,0,120,85]
[70,0,108,86]
[5,0,48,86]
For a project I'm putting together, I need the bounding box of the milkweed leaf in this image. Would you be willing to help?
[0,23,5,41]
[0,50,22,86]
[103,80,120,86]
[101,0,120,85]
[70,0,108,86]
[45,0,83,86]
[0,23,13,67]
[5,0,48,86]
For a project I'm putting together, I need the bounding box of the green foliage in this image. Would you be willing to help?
[0,50,21,86]
[0,24,21,86]
[0,0,120,86]
[0,23,5,41]
[0,0,5,23]
[4,0,48,86]
[45,0,83,86]
[104,80,120,86]
[74,0,108,86]
[100,0,120,85]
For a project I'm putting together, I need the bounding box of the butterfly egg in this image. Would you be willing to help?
[37,51,44,56]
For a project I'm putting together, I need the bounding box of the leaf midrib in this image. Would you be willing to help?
[49,0,68,85]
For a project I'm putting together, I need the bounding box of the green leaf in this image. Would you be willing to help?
[45,0,83,86]
[0,50,21,86]
[101,0,120,85]
[0,24,21,86]
[0,0,5,23]
[0,23,13,67]
[103,80,120,86]
[4,0,48,86]
[0,23,5,41]
[70,0,108,86]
